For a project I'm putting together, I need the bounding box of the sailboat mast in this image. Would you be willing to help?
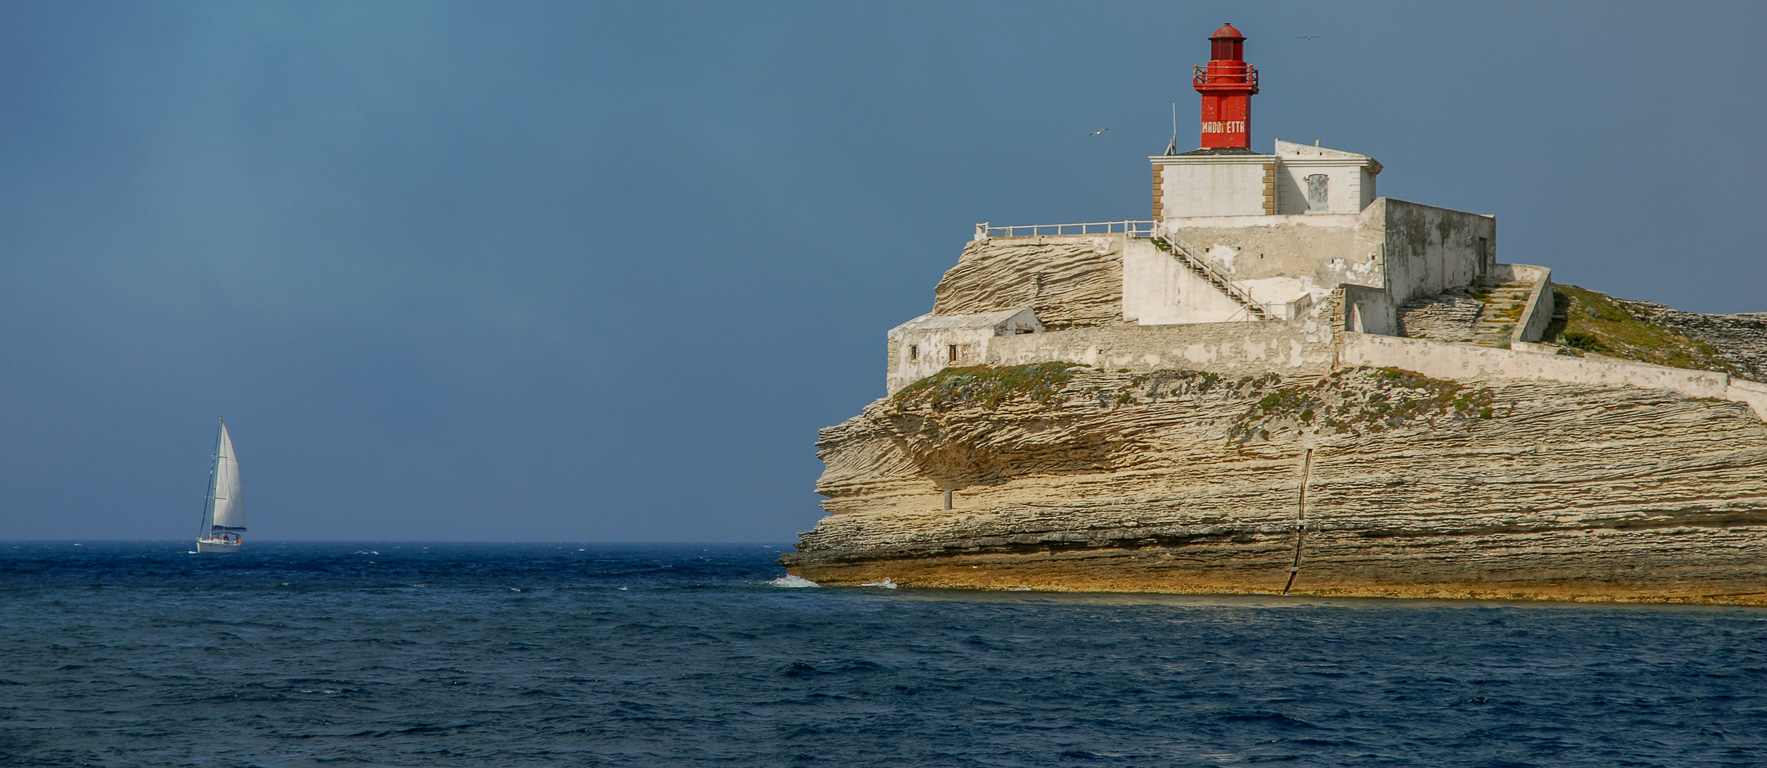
[195,418,222,539]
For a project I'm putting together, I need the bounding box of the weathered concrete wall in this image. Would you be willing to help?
[886,309,1042,395]
[932,236,1122,329]
[886,326,996,393]
[1341,284,1398,336]
[1730,379,1767,421]
[988,322,1335,378]
[1121,238,1264,325]
[1331,330,1766,421]
[1340,332,1767,420]
[1379,199,1496,307]
[1163,211,1383,298]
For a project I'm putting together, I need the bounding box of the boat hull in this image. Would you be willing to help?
[196,538,241,553]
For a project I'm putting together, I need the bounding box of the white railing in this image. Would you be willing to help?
[974,220,1156,241]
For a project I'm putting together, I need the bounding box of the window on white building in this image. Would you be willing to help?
[1305,174,1329,212]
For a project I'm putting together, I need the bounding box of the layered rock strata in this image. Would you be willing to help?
[785,365,1767,603]
[932,238,1122,329]
[1396,290,1482,342]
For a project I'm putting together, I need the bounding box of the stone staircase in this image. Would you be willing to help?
[1150,236,1267,319]
[1469,279,1533,347]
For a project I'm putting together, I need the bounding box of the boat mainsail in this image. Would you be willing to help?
[196,420,245,553]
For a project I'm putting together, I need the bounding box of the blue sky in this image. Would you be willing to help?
[2,2,1762,541]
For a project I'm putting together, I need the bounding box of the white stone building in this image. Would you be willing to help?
[885,24,1531,395]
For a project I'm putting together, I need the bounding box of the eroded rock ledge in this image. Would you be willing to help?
[784,365,1767,603]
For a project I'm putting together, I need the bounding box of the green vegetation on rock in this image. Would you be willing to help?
[1551,285,1741,376]
[1229,367,1497,443]
[894,362,1076,410]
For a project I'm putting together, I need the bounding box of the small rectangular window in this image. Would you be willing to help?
[948,344,959,363]
[909,344,918,361]
[1305,174,1329,212]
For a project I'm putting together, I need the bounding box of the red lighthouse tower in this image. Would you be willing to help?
[1193,23,1258,149]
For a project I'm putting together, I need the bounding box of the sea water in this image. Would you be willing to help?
[2,542,1763,767]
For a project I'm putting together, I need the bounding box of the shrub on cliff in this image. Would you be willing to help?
[894,362,1076,411]
[1229,367,1497,443]
[1553,285,1740,376]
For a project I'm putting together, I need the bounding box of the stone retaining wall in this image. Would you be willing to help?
[1499,264,1555,343]
[915,321,1767,422]
[1342,332,1764,420]
[986,322,1334,378]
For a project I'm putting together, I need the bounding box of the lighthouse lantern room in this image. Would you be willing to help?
[1193,23,1258,149]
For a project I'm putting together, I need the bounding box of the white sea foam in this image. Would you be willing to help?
[768,575,820,588]
[857,578,898,589]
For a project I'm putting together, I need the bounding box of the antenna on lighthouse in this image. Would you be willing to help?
[1165,103,1179,155]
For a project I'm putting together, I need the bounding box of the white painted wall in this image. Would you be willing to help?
[1276,161,1375,215]
[1152,156,1268,218]
[1273,139,1379,215]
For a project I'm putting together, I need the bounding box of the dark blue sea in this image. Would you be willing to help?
[3,543,1764,767]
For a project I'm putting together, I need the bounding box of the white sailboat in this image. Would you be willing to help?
[195,419,245,553]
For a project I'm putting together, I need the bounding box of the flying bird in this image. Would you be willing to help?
[1297,35,1321,40]
[1089,128,1110,136]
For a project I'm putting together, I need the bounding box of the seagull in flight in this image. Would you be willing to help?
[1089,128,1110,136]
[1297,35,1322,40]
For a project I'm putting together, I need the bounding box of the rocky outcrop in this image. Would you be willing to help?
[785,365,1767,603]
[1617,300,1767,382]
[1396,290,1482,342]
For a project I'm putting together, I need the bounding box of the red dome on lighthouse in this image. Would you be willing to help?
[1210,23,1245,40]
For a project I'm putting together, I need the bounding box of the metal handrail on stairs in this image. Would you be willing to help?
[1149,225,1268,319]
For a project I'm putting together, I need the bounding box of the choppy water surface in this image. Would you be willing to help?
[2,542,1763,767]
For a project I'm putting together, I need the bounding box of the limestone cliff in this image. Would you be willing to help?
[785,364,1767,603]
[932,239,1122,329]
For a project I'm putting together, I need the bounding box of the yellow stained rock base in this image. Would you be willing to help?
[789,367,1767,606]
[790,551,1767,606]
